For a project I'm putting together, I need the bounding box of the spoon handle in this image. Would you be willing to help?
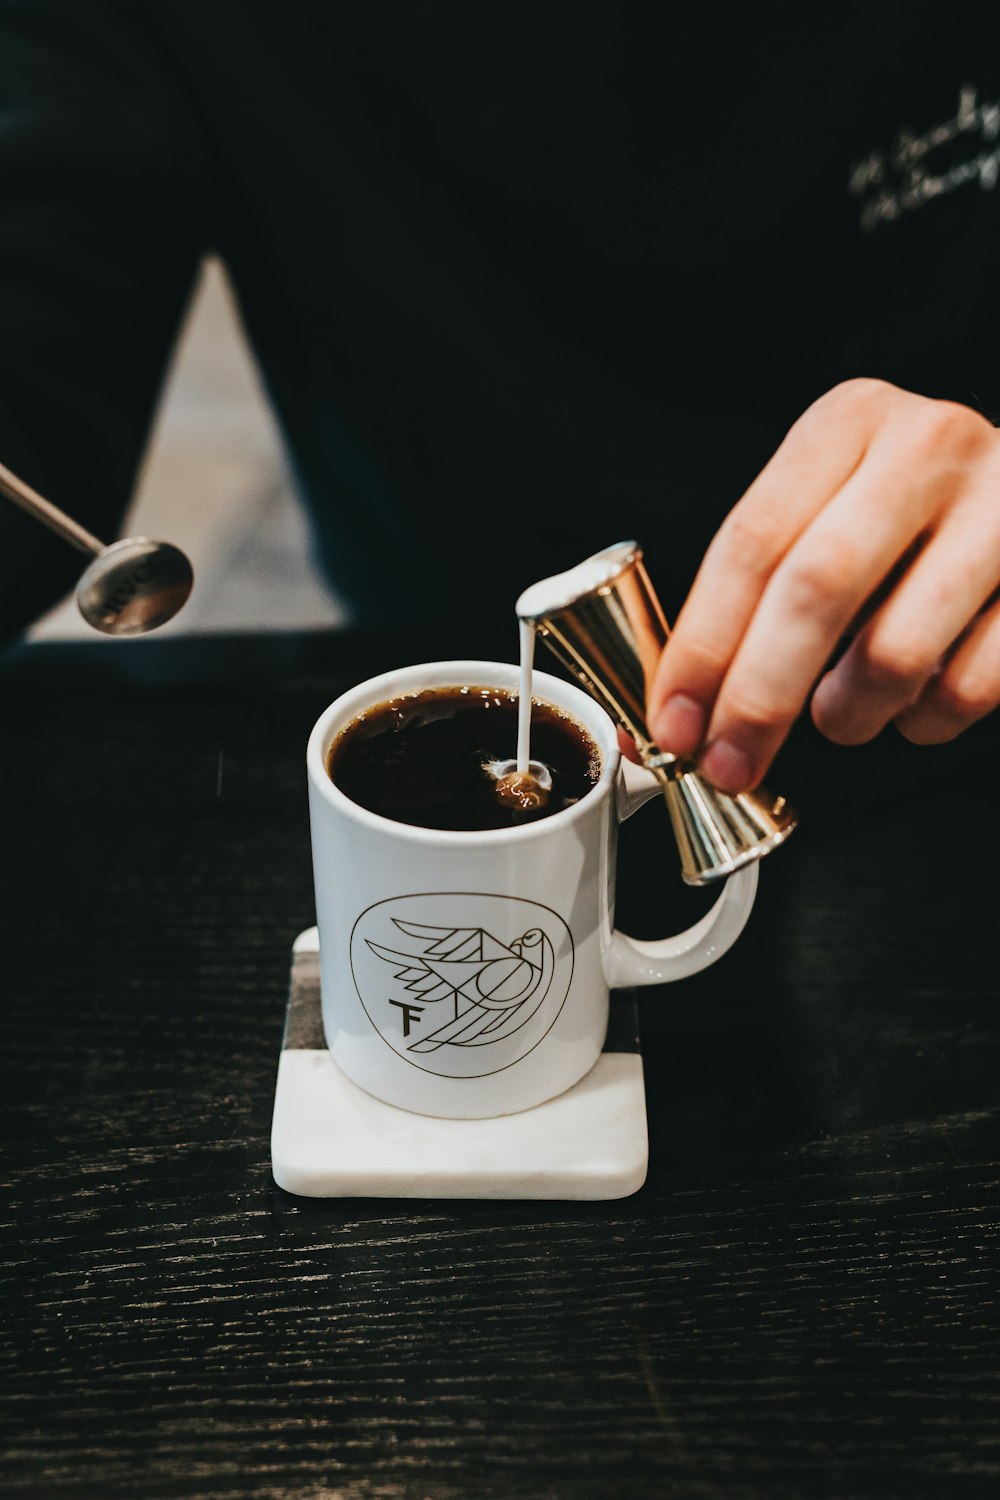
[0,458,105,556]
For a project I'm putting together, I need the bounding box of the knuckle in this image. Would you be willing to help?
[859,633,934,692]
[932,668,999,723]
[903,397,991,462]
[808,377,896,420]
[684,638,735,682]
[718,687,784,735]
[713,503,787,573]
[779,538,865,616]
[661,631,731,691]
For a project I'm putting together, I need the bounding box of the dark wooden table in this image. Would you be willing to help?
[1,629,998,1500]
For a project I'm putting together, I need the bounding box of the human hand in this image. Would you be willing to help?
[648,379,1000,792]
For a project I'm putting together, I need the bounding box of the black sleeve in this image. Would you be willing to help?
[0,0,205,644]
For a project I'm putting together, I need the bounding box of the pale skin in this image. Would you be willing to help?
[646,378,1000,791]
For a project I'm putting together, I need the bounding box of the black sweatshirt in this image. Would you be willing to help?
[1,2,998,637]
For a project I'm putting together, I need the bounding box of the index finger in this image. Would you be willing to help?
[648,380,886,755]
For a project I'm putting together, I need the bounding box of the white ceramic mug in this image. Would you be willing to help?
[306,660,757,1119]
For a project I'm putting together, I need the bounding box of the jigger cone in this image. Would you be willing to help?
[516,541,797,885]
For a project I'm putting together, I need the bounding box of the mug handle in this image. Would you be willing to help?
[604,758,758,988]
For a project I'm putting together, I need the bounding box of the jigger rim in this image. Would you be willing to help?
[516,539,642,621]
[681,823,797,886]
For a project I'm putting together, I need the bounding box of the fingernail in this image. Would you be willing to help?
[700,737,753,792]
[651,693,706,756]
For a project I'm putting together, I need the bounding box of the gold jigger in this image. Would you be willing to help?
[517,541,797,885]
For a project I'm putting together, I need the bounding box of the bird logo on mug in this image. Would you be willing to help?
[349,892,575,1078]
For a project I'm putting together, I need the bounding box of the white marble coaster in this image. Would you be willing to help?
[271,928,648,1200]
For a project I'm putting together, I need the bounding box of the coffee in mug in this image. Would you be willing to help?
[327,685,601,832]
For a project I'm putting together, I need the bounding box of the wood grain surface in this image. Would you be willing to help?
[1,630,998,1500]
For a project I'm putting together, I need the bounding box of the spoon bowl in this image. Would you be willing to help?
[0,457,194,635]
[76,538,194,635]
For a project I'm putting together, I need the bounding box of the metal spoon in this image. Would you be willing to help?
[0,458,193,634]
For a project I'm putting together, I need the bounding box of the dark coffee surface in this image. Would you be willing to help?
[328,685,601,830]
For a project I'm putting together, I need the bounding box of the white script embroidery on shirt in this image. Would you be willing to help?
[849,84,1000,232]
